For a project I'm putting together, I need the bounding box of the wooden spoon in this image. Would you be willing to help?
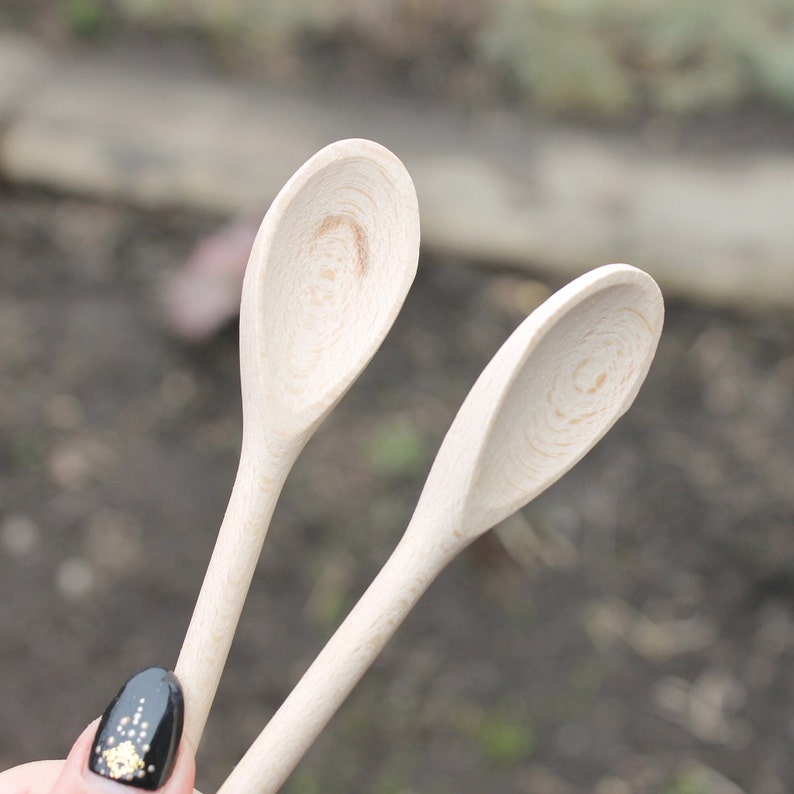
[175,139,419,750]
[217,263,664,793]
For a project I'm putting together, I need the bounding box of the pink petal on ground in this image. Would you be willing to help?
[163,217,259,342]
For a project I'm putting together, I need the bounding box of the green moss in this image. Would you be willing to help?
[285,768,323,794]
[365,419,428,478]
[477,708,537,763]
[664,768,711,794]
[373,771,410,794]
[455,701,536,765]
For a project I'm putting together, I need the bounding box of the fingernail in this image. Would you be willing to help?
[88,667,184,790]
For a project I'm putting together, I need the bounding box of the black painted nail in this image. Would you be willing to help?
[88,667,184,790]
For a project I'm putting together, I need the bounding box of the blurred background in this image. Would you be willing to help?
[1,2,793,792]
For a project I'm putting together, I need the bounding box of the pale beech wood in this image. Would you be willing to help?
[174,139,419,751]
[218,264,664,793]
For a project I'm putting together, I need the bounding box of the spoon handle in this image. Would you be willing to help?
[217,524,449,793]
[176,443,300,750]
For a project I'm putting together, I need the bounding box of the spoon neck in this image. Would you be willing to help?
[240,421,307,475]
[401,491,474,567]
[217,530,446,793]
[175,434,303,751]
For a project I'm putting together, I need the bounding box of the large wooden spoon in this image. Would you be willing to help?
[218,263,664,793]
[175,139,419,750]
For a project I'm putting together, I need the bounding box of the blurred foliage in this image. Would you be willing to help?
[110,0,486,86]
[25,0,794,119]
[475,707,537,764]
[663,768,711,794]
[544,655,604,721]
[285,769,322,794]
[455,701,537,764]
[60,0,111,38]
[364,417,429,478]
[481,0,794,117]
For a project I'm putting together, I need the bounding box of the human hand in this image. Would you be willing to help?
[0,668,200,794]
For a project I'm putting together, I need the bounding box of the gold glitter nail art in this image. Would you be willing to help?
[89,667,184,789]
[101,740,145,780]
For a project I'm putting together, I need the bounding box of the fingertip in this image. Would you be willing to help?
[1,669,199,794]
[48,723,197,794]
[87,668,183,789]
[0,759,67,792]
[0,732,199,794]
[55,667,197,794]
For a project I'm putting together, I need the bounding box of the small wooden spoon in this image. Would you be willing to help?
[218,263,664,793]
[175,139,419,750]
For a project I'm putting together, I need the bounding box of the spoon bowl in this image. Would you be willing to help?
[218,263,663,793]
[413,264,663,553]
[175,139,419,750]
[242,141,418,436]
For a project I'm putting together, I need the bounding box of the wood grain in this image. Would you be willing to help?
[218,264,663,793]
[174,139,419,752]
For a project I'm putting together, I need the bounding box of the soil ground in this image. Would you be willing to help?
[1,184,793,794]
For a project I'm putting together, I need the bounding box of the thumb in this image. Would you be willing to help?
[22,666,197,794]
[0,732,199,794]
[51,711,197,794]
[0,668,198,794]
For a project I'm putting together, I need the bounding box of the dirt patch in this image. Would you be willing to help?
[1,185,793,792]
